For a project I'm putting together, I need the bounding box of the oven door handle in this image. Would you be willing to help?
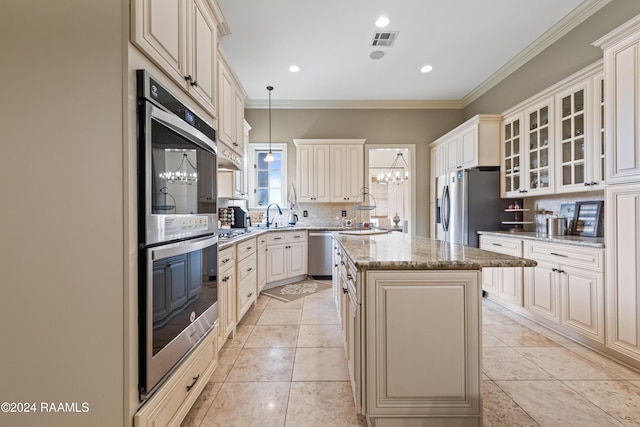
[150,235,218,261]
[149,103,217,155]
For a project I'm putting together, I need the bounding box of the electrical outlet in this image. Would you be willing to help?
[303,210,308,217]
[341,210,347,217]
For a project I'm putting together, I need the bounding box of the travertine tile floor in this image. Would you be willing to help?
[182,285,640,427]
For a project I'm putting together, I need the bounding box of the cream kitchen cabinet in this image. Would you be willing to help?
[605,183,640,362]
[330,143,364,201]
[554,75,605,192]
[236,237,257,320]
[295,144,330,202]
[479,234,524,307]
[218,246,236,342]
[217,51,246,156]
[501,112,525,197]
[134,324,218,427]
[131,0,219,115]
[266,231,308,284]
[257,234,268,293]
[430,114,501,175]
[295,139,365,203]
[595,15,640,184]
[525,240,604,343]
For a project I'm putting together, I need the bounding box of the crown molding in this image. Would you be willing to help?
[461,0,611,107]
[245,99,464,110]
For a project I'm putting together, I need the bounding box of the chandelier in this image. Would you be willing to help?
[377,151,409,184]
[159,151,198,184]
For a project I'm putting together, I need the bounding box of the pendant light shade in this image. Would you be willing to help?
[264,85,275,162]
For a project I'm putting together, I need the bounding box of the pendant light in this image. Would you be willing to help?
[264,85,275,162]
[376,151,409,184]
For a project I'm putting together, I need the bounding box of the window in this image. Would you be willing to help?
[248,143,288,209]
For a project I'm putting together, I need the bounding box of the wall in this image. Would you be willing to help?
[464,0,640,117]
[244,109,464,236]
[0,1,127,426]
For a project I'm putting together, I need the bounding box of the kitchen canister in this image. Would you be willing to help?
[547,217,568,236]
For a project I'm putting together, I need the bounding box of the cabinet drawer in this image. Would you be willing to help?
[267,232,287,245]
[525,241,603,271]
[238,273,257,308]
[286,230,307,243]
[237,253,257,282]
[257,234,268,249]
[135,328,216,427]
[237,237,256,260]
[219,247,236,269]
[479,235,523,257]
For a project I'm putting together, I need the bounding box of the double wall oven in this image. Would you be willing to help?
[136,70,219,399]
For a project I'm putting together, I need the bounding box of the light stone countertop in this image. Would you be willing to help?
[477,230,604,248]
[218,225,348,250]
[333,232,537,271]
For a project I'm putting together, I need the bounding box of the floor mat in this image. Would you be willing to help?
[261,278,332,302]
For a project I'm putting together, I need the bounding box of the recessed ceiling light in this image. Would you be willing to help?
[370,51,385,60]
[289,65,300,72]
[375,16,389,28]
[421,65,433,73]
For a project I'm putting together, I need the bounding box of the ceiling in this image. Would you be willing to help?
[217,0,607,109]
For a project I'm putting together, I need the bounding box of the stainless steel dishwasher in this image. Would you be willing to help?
[308,231,333,279]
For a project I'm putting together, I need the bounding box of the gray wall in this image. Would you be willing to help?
[245,109,464,236]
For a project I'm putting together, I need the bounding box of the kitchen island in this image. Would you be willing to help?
[332,232,536,427]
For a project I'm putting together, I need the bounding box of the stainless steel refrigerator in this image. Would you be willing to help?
[435,167,504,248]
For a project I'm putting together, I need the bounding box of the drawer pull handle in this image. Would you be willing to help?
[492,243,503,246]
[274,237,283,240]
[186,374,200,392]
[550,252,568,258]
[246,246,252,250]
[552,268,558,272]
[342,287,348,294]
[247,267,253,272]
[293,236,301,238]
[222,258,230,264]
[341,261,345,266]
[247,292,253,298]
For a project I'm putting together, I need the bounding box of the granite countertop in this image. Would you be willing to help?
[477,231,604,249]
[218,225,347,250]
[333,232,537,271]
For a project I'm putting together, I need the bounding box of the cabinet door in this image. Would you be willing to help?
[460,127,477,169]
[561,266,604,343]
[525,99,554,195]
[297,145,314,201]
[605,183,640,360]
[481,268,497,293]
[556,82,590,192]
[590,75,606,187]
[287,241,307,277]
[527,261,560,322]
[257,247,267,292]
[233,88,245,154]
[603,36,640,184]
[502,113,524,197]
[188,0,217,114]
[132,0,187,88]
[497,267,523,307]
[267,244,287,282]
[330,145,347,201]
[218,60,234,146]
[446,136,460,172]
[219,267,236,341]
[346,292,361,412]
[313,145,331,202]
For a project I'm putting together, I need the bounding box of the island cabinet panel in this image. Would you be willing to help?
[364,270,481,425]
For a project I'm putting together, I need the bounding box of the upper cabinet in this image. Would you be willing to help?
[594,15,640,185]
[294,139,365,203]
[431,115,501,176]
[131,0,219,116]
[499,62,604,197]
[217,50,245,156]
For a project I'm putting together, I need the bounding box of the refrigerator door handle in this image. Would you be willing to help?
[442,185,450,232]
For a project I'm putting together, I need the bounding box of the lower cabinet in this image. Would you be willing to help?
[524,240,604,343]
[236,238,257,320]
[266,231,308,284]
[605,183,640,361]
[135,325,218,427]
[479,235,524,306]
[218,246,237,343]
[257,235,267,292]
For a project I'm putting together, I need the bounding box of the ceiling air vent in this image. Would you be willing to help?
[371,31,399,47]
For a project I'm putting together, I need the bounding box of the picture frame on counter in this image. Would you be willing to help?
[571,201,603,237]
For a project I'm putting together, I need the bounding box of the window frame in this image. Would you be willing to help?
[247,143,288,210]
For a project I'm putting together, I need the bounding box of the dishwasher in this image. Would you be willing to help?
[308,231,333,279]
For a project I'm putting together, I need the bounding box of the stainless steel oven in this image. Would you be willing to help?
[136,70,219,399]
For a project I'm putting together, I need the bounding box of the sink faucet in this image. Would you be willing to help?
[266,203,282,228]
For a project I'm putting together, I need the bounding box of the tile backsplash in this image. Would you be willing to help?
[248,202,357,227]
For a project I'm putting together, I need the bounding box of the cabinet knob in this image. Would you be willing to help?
[342,287,348,294]
[190,80,198,87]
[184,75,192,82]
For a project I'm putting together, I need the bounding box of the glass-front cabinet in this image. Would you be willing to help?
[502,112,523,197]
[555,76,603,193]
[525,99,554,195]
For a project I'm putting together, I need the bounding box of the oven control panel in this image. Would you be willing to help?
[164,215,209,235]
